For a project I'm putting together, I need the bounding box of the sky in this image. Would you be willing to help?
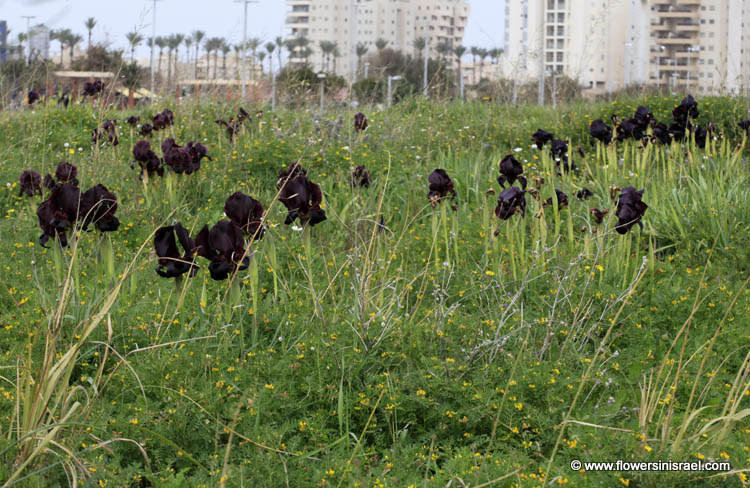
[1,0,503,60]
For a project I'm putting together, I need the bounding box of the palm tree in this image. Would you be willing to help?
[412,37,425,60]
[436,41,451,62]
[257,51,266,75]
[155,36,167,81]
[375,38,387,53]
[126,30,144,62]
[247,38,260,79]
[470,46,480,84]
[453,45,466,95]
[184,37,193,68]
[478,47,489,82]
[17,33,27,62]
[67,33,83,63]
[275,36,284,71]
[203,38,218,79]
[319,40,335,72]
[297,36,311,67]
[166,35,178,86]
[332,44,341,73]
[192,30,205,78]
[265,42,276,74]
[84,17,96,50]
[172,34,185,83]
[233,44,243,80]
[205,37,223,79]
[356,42,368,76]
[489,47,503,65]
[220,41,231,78]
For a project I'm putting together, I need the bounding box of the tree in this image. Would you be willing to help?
[375,38,387,53]
[192,30,205,78]
[470,46,479,84]
[257,51,266,74]
[265,42,276,74]
[453,45,466,96]
[204,37,223,79]
[233,44,243,80]
[436,41,451,63]
[155,36,167,83]
[247,38,260,79]
[84,17,96,50]
[412,37,425,60]
[166,35,179,86]
[319,40,335,72]
[356,42,368,76]
[172,34,184,84]
[478,47,489,82]
[184,37,193,68]
[275,36,284,72]
[220,41,231,78]
[332,44,340,73]
[126,30,143,62]
[67,33,83,63]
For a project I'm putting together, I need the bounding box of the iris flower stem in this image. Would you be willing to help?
[441,205,450,266]
[53,242,64,285]
[431,211,440,272]
[506,219,517,282]
[249,253,259,347]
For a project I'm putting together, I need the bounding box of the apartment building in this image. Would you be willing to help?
[503,0,750,94]
[285,0,469,79]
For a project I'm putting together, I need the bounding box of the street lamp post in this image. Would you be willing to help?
[459,70,465,101]
[351,2,359,83]
[271,69,277,110]
[552,73,559,108]
[147,0,162,100]
[364,62,370,78]
[656,44,665,92]
[21,16,34,65]
[318,73,326,112]
[387,75,402,107]
[686,45,698,92]
[422,19,429,96]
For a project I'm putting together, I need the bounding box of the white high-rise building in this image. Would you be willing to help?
[503,0,750,95]
[285,0,470,79]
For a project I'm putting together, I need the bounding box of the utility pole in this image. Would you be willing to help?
[422,19,429,96]
[236,0,258,99]
[21,16,34,65]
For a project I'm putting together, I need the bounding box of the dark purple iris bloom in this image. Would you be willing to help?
[28,91,40,106]
[550,139,568,157]
[83,80,103,97]
[185,141,212,171]
[497,154,526,189]
[195,221,250,281]
[633,106,653,130]
[740,119,750,134]
[354,113,368,132]
[224,192,265,240]
[544,189,569,208]
[152,109,174,130]
[616,119,645,141]
[154,223,199,279]
[589,119,613,145]
[668,122,687,142]
[427,169,456,207]
[80,184,120,232]
[162,138,200,174]
[37,183,81,247]
[615,187,648,234]
[92,119,119,146]
[237,107,250,122]
[651,122,671,145]
[45,162,79,190]
[139,123,154,137]
[132,140,164,177]
[532,129,554,148]
[278,170,327,226]
[126,116,140,127]
[351,165,370,188]
[19,170,42,197]
[215,119,242,141]
[576,188,593,200]
[590,208,609,224]
[694,125,708,149]
[672,95,699,127]
[495,186,526,220]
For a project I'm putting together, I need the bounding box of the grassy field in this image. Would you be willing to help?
[0,95,748,487]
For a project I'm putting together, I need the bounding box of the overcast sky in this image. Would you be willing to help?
[1,0,503,59]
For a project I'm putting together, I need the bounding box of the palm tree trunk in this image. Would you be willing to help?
[158,51,163,85]
[195,45,200,78]
[131,46,135,62]
[167,50,172,87]
[214,52,219,80]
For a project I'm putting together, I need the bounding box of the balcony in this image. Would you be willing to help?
[653,10,699,19]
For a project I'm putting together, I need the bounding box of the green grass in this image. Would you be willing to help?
[0,95,748,487]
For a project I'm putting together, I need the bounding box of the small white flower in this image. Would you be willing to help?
[531,143,538,149]
[6,182,11,188]
[278,336,283,342]
[514,147,523,152]
[291,224,303,232]
[64,142,70,148]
